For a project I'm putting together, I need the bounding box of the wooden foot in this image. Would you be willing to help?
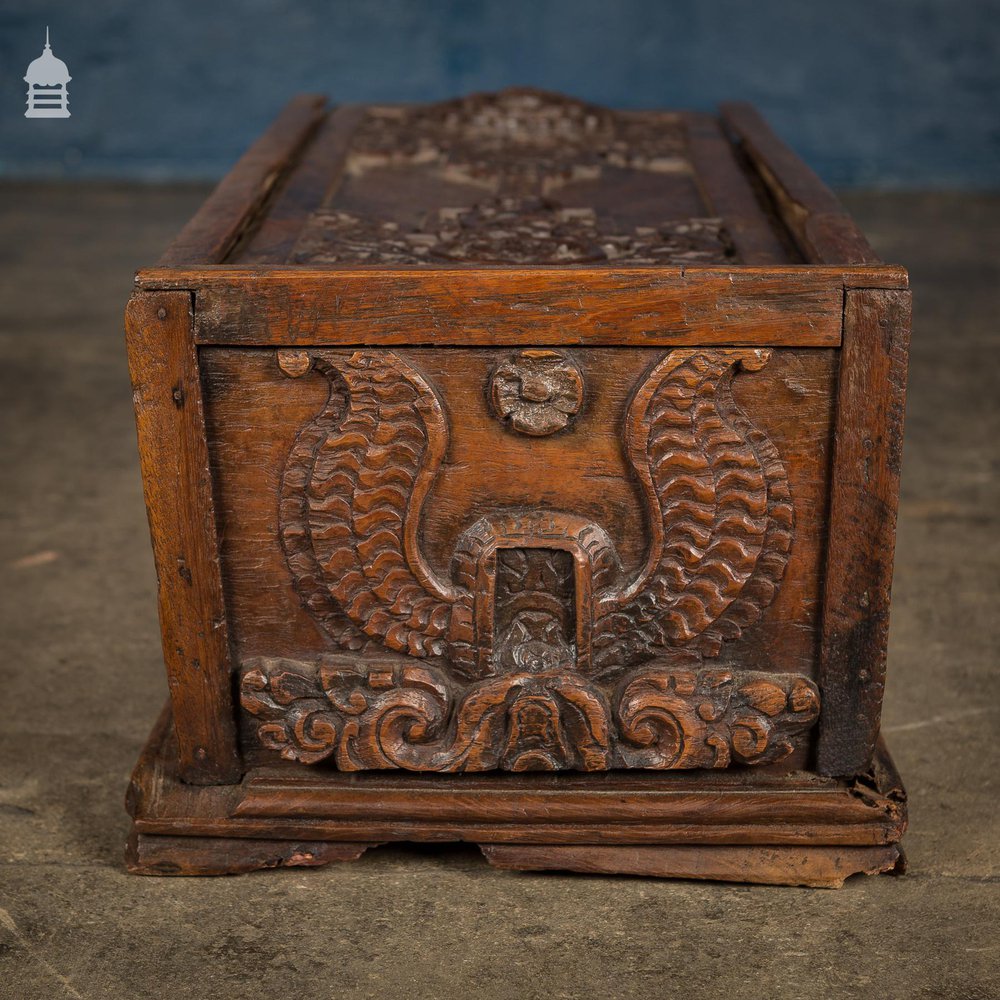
[480,843,905,889]
[125,830,376,876]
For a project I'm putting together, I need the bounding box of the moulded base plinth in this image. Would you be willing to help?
[126,704,906,888]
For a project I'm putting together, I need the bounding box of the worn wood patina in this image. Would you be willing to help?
[125,89,910,884]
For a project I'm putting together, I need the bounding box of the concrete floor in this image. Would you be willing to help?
[0,185,997,999]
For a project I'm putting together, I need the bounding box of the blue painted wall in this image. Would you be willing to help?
[1,0,997,187]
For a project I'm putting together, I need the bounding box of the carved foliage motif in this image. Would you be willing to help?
[344,89,689,192]
[262,346,809,772]
[241,657,820,772]
[291,202,733,267]
[489,350,584,435]
[290,89,736,266]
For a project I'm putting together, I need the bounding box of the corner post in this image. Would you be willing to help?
[817,287,911,776]
[125,290,242,784]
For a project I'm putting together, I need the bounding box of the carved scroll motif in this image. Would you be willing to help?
[241,658,820,772]
[268,347,806,771]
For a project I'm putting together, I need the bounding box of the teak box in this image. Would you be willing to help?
[124,90,909,886]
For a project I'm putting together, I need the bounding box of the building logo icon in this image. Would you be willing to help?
[24,28,71,118]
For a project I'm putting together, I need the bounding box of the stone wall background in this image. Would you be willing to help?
[1,0,998,187]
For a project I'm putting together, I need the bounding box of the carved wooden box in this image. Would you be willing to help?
[124,90,909,886]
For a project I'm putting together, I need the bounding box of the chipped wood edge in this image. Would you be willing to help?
[125,831,377,876]
[480,843,904,888]
[157,95,328,266]
[720,102,883,267]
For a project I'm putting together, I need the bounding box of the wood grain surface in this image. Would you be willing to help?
[818,288,912,775]
[124,292,240,783]
[124,92,910,878]
[159,95,327,266]
[721,101,881,266]
[135,264,906,347]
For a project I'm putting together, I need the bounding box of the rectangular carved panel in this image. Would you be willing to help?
[293,90,724,267]
[199,345,837,772]
[202,347,835,668]
[494,548,577,674]
[240,657,819,772]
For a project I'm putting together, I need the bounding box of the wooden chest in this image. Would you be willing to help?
[124,90,909,886]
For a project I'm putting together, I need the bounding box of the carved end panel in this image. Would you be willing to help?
[242,345,816,773]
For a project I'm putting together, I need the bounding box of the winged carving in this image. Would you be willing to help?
[278,350,468,658]
[259,345,807,771]
[592,348,794,669]
[278,347,792,677]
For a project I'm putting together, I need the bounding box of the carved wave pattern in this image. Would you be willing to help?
[278,348,793,679]
[593,349,793,669]
[279,358,370,651]
[279,350,461,658]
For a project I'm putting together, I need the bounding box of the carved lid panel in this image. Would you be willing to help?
[231,88,797,267]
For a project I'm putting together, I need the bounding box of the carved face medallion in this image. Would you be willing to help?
[489,350,584,436]
[497,610,575,674]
